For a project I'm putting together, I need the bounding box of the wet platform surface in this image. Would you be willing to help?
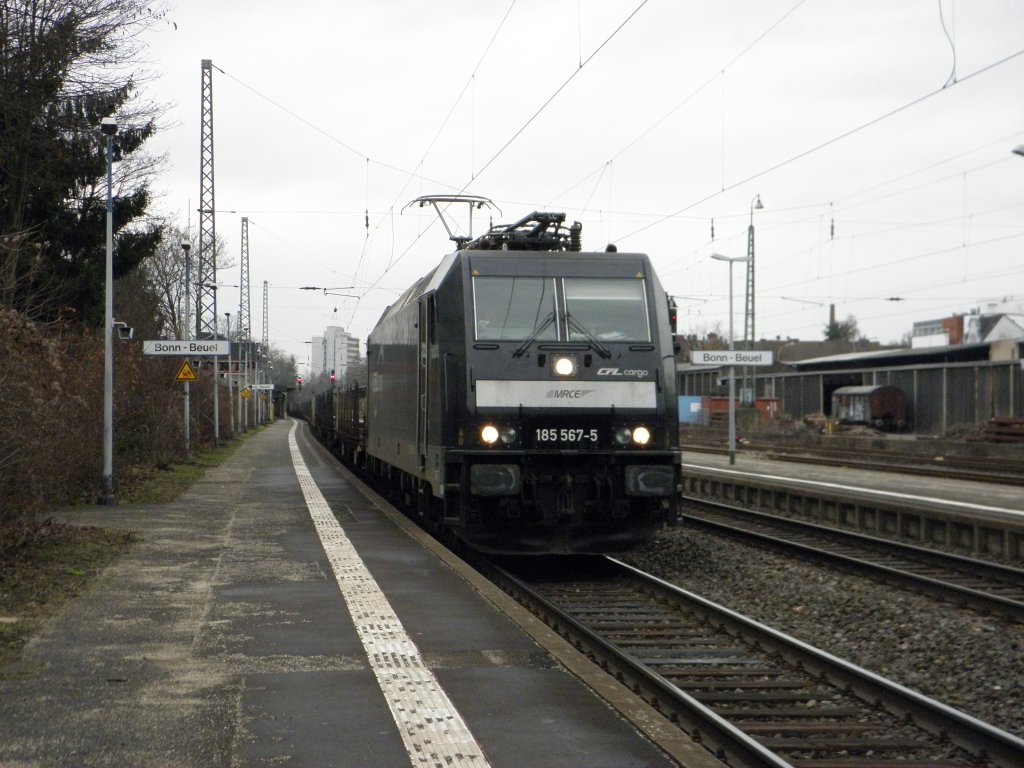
[0,419,718,768]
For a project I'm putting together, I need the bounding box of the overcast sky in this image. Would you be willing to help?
[140,0,1024,372]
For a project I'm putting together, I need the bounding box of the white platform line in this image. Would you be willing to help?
[288,422,491,768]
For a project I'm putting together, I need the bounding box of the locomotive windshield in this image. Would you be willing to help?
[473,275,650,342]
[474,277,558,341]
[564,277,650,342]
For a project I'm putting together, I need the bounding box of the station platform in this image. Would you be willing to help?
[0,419,717,768]
[681,449,1024,520]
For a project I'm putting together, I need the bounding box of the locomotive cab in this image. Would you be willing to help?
[365,209,680,554]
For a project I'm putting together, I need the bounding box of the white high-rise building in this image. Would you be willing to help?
[311,326,361,381]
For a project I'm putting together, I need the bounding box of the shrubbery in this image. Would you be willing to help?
[0,308,234,531]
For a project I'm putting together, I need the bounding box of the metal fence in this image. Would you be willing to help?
[679,359,1023,435]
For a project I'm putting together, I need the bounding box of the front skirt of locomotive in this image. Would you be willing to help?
[445,449,680,555]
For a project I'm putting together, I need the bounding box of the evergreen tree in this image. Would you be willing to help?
[824,314,861,341]
[0,0,166,324]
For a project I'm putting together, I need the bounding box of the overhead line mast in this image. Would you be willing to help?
[239,216,250,346]
[198,59,217,340]
[198,58,220,442]
[239,216,251,430]
[262,279,269,422]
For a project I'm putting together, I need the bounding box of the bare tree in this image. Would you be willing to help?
[139,224,235,339]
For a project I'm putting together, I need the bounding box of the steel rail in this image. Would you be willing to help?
[487,556,1024,768]
[681,499,1024,621]
[487,558,792,768]
[609,558,1024,767]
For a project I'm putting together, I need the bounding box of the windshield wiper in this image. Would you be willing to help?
[512,311,555,358]
[565,315,612,359]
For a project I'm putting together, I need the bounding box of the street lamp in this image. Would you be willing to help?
[1013,145,1024,157]
[99,116,117,504]
[742,193,763,405]
[712,252,750,465]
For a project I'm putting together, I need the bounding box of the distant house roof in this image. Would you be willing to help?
[984,314,1024,342]
[789,341,1003,371]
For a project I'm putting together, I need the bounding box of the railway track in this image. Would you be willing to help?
[680,499,1024,622]
[485,555,1024,768]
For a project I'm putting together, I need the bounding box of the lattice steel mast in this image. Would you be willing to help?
[238,217,250,346]
[198,59,220,441]
[239,216,250,430]
[197,59,217,339]
[262,280,269,421]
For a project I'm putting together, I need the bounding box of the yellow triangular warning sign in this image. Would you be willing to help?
[175,360,199,382]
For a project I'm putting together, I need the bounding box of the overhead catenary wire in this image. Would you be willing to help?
[211,63,459,193]
[201,7,1021,352]
[613,47,1024,248]
[346,0,519,324]
[342,1,654,330]
[938,0,957,87]
[464,0,652,190]
[546,0,809,208]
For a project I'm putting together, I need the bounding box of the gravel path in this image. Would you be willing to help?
[620,524,1024,739]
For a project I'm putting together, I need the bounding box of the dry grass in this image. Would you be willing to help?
[0,522,133,668]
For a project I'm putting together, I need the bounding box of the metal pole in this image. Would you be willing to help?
[712,252,748,466]
[727,262,737,466]
[225,312,234,437]
[100,118,117,504]
[212,284,220,445]
[240,329,247,432]
[255,346,260,425]
[743,194,763,406]
[236,332,243,433]
[245,339,252,429]
[182,242,192,455]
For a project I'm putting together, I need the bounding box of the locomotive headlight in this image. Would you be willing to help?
[551,355,578,377]
[614,425,652,446]
[480,424,517,446]
[632,426,652,446]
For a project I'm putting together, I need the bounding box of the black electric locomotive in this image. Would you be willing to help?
[357,199,681,554]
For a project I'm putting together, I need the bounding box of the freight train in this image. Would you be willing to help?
[305,198,681,554]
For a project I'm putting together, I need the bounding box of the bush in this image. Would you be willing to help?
[0,308,230,531]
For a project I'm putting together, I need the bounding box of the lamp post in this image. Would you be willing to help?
[99,116,117,504]
[712,252,750,465]
[742,193,763,405]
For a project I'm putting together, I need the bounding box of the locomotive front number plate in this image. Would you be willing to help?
[534,427,599,443]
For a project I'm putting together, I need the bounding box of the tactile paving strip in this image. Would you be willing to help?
[288,423,491,767]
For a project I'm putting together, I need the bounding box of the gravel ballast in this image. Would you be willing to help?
[620,523,1024,739]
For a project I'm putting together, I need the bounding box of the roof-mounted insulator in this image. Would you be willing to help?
[569,222,582,252]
